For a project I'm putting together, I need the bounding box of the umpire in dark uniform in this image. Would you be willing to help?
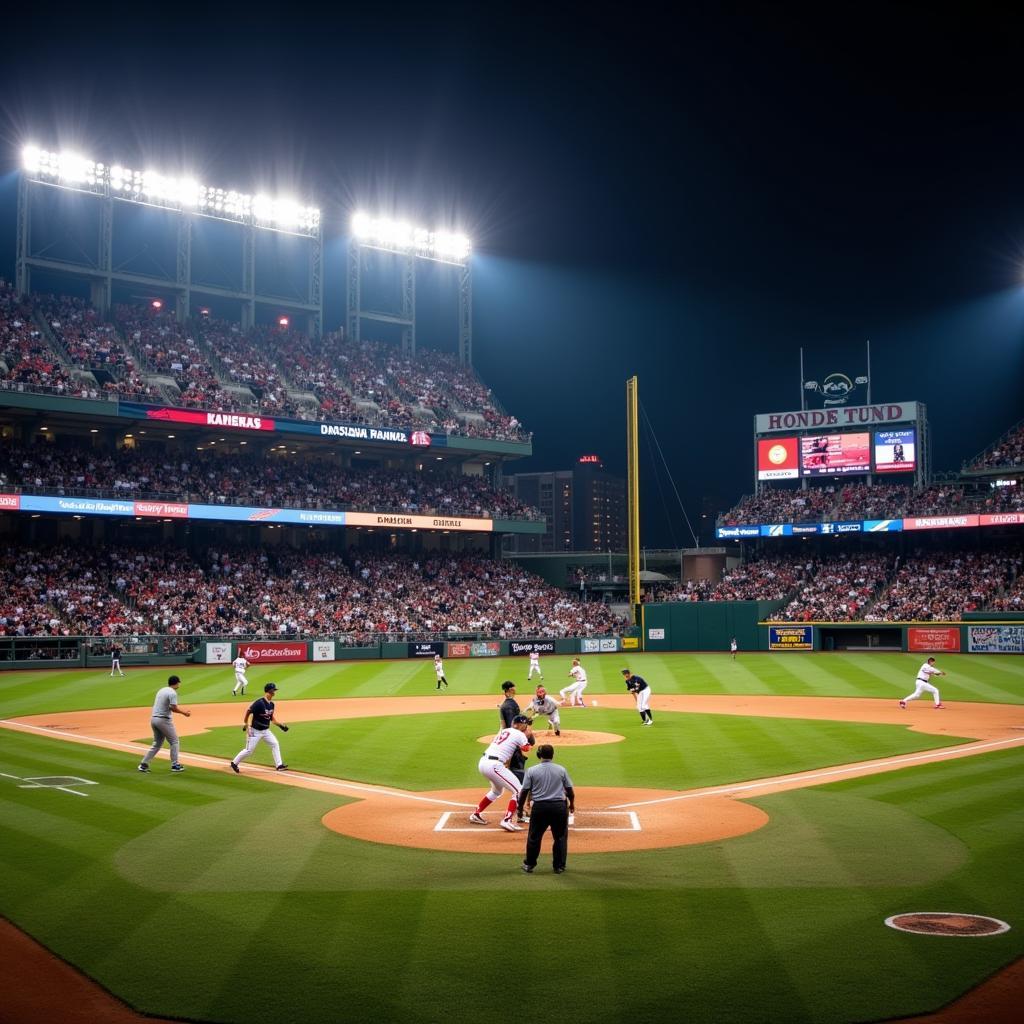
[499,680,531,823]
[519,744,575,874]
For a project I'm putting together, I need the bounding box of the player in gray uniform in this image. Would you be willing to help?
[524,686,562,736]
[138,674,191,772]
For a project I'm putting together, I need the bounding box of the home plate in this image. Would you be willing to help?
[436,810,640,832]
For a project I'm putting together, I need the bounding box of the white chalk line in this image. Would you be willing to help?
[0,719,475,809]
[609,736,1024,809]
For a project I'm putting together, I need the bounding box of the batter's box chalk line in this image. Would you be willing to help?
[435,810,641,832]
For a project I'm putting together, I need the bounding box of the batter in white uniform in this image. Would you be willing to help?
[231,654,250,696]
[900,657,947,708]
[560,659,588,707]
[469,716,533,831]
[527,650,544,681]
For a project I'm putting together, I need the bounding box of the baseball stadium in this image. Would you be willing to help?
[3,67,1024,1024]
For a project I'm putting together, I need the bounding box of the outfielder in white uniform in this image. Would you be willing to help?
[231,682,290,772]
[560,659,588,707]
[900,657,946,708]
[526,686,561,736]
[231,655,250,695]
[469,717,533,831]
[527,650,544,681]
[434,653,449,690]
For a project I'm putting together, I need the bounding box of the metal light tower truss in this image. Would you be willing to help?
[346,213,472,364]
[626,375,641,618]
[16,146,323,335]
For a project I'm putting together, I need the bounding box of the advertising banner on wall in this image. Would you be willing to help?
[346,511,493,532]
[768,626,813,650]
[967,625,1024,654]
[509,641,557,655]
[237,641,308,663]
[756,402,918,435]
[409,642,445,658]
[312,641,336,661]
[800,433,871,476]
[621,636,640,649]
[874,428,917,473]
[903,515,980,531]
[907,627,961,653]
[648,628,665,640]
[205,642,232,664]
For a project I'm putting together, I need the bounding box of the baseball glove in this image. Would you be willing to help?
[279,724,290,732]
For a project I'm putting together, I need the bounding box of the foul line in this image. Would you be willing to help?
[0,719,475,809]
[609,736,1024,809]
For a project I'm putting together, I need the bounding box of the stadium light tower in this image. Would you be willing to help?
[17,144,323,334]
[346,212,473,364]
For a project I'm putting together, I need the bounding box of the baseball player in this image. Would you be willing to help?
[622,668,653,725]
[560,658,588,707]
[110,644,125,677]
[469,715,534,831]
[527,649,543,681]
[525,686,562,736]
[138,674,190,773]
[434,653,449,690]
[730,637,738,660]
[231,682,290,772]
[900,657,947,709]
[231,653,250,695]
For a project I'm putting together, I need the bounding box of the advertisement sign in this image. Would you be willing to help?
[820,521,863,534]
[346,511,493,533]
[800,432,870,476]
[621,636,640,650]
[864,519,903,532]
[903,514,980,531]
[648,628,665,640]
[908,627,961,653]
[0,493,21,510]
[598,638,618,652]
[471,641,501,657]
[980,513,1024,526]
[580,639,600,653]
[968,625,1024,654]
[790,523,822,535]
[757,437,799,481]
[409,642,445,658]
[312,641,336,662]
[130,405,276,432]
[509,641,557,655]
[756,401,918,435]
[446,642,472,658]
[205,642,232,664]
[237,641,308,663]
[874,428,917,473]
[769,626,813,651]
[716,525,761,539]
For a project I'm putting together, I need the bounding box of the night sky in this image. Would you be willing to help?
[1,7,1023,546]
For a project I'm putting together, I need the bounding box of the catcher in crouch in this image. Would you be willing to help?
[524,686,562,737]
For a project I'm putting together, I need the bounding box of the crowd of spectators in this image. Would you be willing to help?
[0,438,541,520]
[966,421,1024,471]
[863,550,1020,622]
[719,485,842,525]
[0,286,81,395]
[769,553,892,621]
[708,557,804,601]
[0,544,622,640]
[653,578,714,602]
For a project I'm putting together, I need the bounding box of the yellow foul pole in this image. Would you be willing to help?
[626,376,640,620]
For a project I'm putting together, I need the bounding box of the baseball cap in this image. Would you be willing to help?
[264,683,278,692]
[512,714,530,725]
[501,681,516,692]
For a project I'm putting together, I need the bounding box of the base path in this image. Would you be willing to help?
[3,694,1022,855]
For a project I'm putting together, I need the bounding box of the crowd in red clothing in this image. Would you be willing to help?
[0,544,623,641]
[967,421,1024,471]
[0,439,541,520]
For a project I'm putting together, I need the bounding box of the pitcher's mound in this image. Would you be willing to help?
[476,730,623,747]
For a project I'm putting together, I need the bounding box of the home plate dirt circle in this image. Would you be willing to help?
[321,786,770,854]
[475,730,624,747]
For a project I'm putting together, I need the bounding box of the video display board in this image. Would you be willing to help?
[757,437,799,480]
[874,428,916,473]
[799,432,870,476]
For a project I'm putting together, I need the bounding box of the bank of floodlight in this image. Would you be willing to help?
[352,212,471,263]
[22,145,320,236]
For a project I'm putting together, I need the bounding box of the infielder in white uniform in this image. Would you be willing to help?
[469,716,533,831]
[560,658,588,707]
[525,686,561,736]
[231,654,250,695]
[527,650,544,681]
[434,653,449,690]
[900,657,947,708]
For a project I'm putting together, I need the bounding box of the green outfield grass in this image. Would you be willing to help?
[2,651,1023,1024]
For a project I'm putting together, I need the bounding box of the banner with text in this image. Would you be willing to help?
[409,642,446,658]
[312,641,336,662]
[236,641,308,663]
[206,642,232,664]
[967,625,1024,654]
[509,640,557,655]
[907,627,961,653]
[756,402,918,435]
[769,625,814,651]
